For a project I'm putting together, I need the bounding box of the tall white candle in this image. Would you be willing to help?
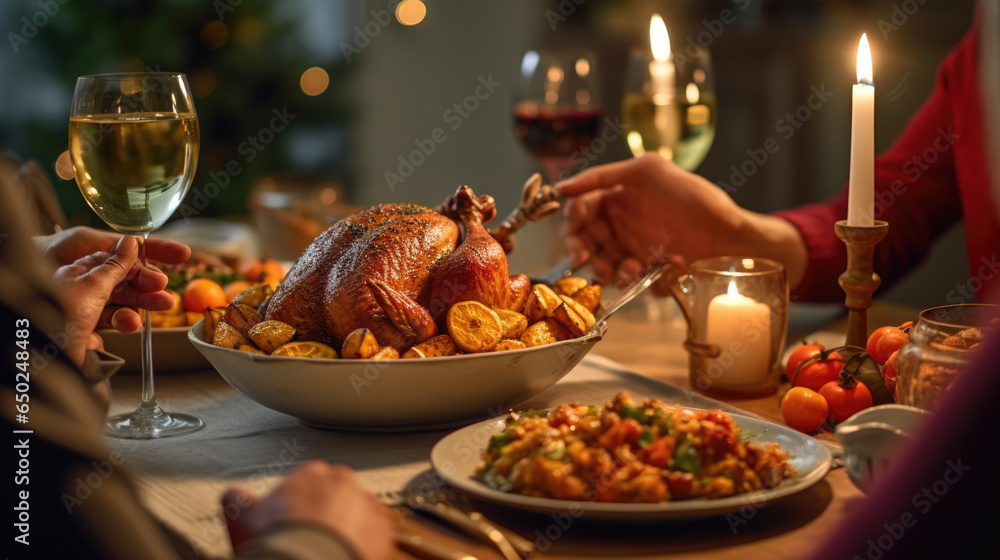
[705,280,772,386]
[649,14,674,105]
[847,33,875,227]
[648,14,679,160]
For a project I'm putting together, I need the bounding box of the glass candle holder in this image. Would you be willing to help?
[682,257,789,397]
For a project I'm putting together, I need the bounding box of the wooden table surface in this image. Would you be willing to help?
[114,301,918,560]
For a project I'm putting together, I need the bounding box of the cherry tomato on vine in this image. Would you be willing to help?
[865,321,913,366]
[786,343,824,380]
[791,351,844,392]
[867,325,909,365]
[819,379,873,423]
[875,329,908,364]
[781,387,830,433]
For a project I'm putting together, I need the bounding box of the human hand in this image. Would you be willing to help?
[40,226,190,333]
[556,153,747,286]
[49,235,168,369]
[221,462,393,560]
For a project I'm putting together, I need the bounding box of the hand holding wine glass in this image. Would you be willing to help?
[69,72,202,438]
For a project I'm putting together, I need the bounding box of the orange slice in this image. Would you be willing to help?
[446,301,503,353]
[272,341,339,359]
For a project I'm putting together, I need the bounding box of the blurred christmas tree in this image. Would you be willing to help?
[1,0,353,224]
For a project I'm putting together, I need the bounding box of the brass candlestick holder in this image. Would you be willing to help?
[834,219,889,347]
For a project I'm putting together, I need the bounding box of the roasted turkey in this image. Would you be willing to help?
[265,184,552,350]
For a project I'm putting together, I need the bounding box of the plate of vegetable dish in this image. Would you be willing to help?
[430,393,832,519]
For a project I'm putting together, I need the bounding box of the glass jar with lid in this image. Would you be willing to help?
[895,304,1000,411]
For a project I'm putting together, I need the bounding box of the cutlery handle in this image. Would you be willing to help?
[420,502,494,543]
[417,502,522,560]
[467,512,535,557]
[395,532,478,560]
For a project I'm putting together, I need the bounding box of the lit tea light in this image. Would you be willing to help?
[705,280,772,385]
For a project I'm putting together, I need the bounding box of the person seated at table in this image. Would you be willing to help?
[0,159,393,559]
[556,15,998,302]
[558,9,1000,559]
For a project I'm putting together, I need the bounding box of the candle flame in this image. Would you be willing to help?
[650,14,671,62]
[727,280,738,297]
[856,33,873,86]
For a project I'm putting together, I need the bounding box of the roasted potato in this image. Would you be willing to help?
[151,312,185,328]
[523,284,562,322]
[552,302,587,337]
[203,307,225,341]
[402,346,427,359]
[237,344,266,355]
[559,295,596,329]
[570,284,602,313]
[184,311,203,326]
[341,328,381,359]
[370,346,400,360]
[493,339,527,352]
[271,340,338,359]
[447,301,503,353]
[231,283,274,309]
[162,290,184,314]
[402,335,457,359]
[225,302,263,338]
[213,321,250,349]
[519,318,572,347]
[248,320,297,354]
[553,276,589,297]
[494,309,529,339]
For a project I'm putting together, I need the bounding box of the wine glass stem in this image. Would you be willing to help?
[136,233,157,406]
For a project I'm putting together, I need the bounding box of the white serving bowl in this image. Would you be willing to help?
[188,321,605,431]
[835,404,931,494]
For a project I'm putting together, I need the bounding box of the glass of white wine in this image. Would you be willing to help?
[622,15,716,171]
[69,72,203,438]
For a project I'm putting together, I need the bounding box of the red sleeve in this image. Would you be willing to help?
[773,29,975,302]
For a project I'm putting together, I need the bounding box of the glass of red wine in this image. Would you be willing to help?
[513,48,603,183]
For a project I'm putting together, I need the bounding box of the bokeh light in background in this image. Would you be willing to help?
[55,151,73,181]
[190,69,218,98]
[200,20,228,49]
[319,187,338,205]
[300,67,330,96]
[395,0,426,26]
[231,18,263,46]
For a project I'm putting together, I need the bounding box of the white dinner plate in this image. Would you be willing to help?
[430,409,832,520]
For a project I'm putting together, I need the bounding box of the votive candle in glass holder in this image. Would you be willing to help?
[684,257,789,397]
